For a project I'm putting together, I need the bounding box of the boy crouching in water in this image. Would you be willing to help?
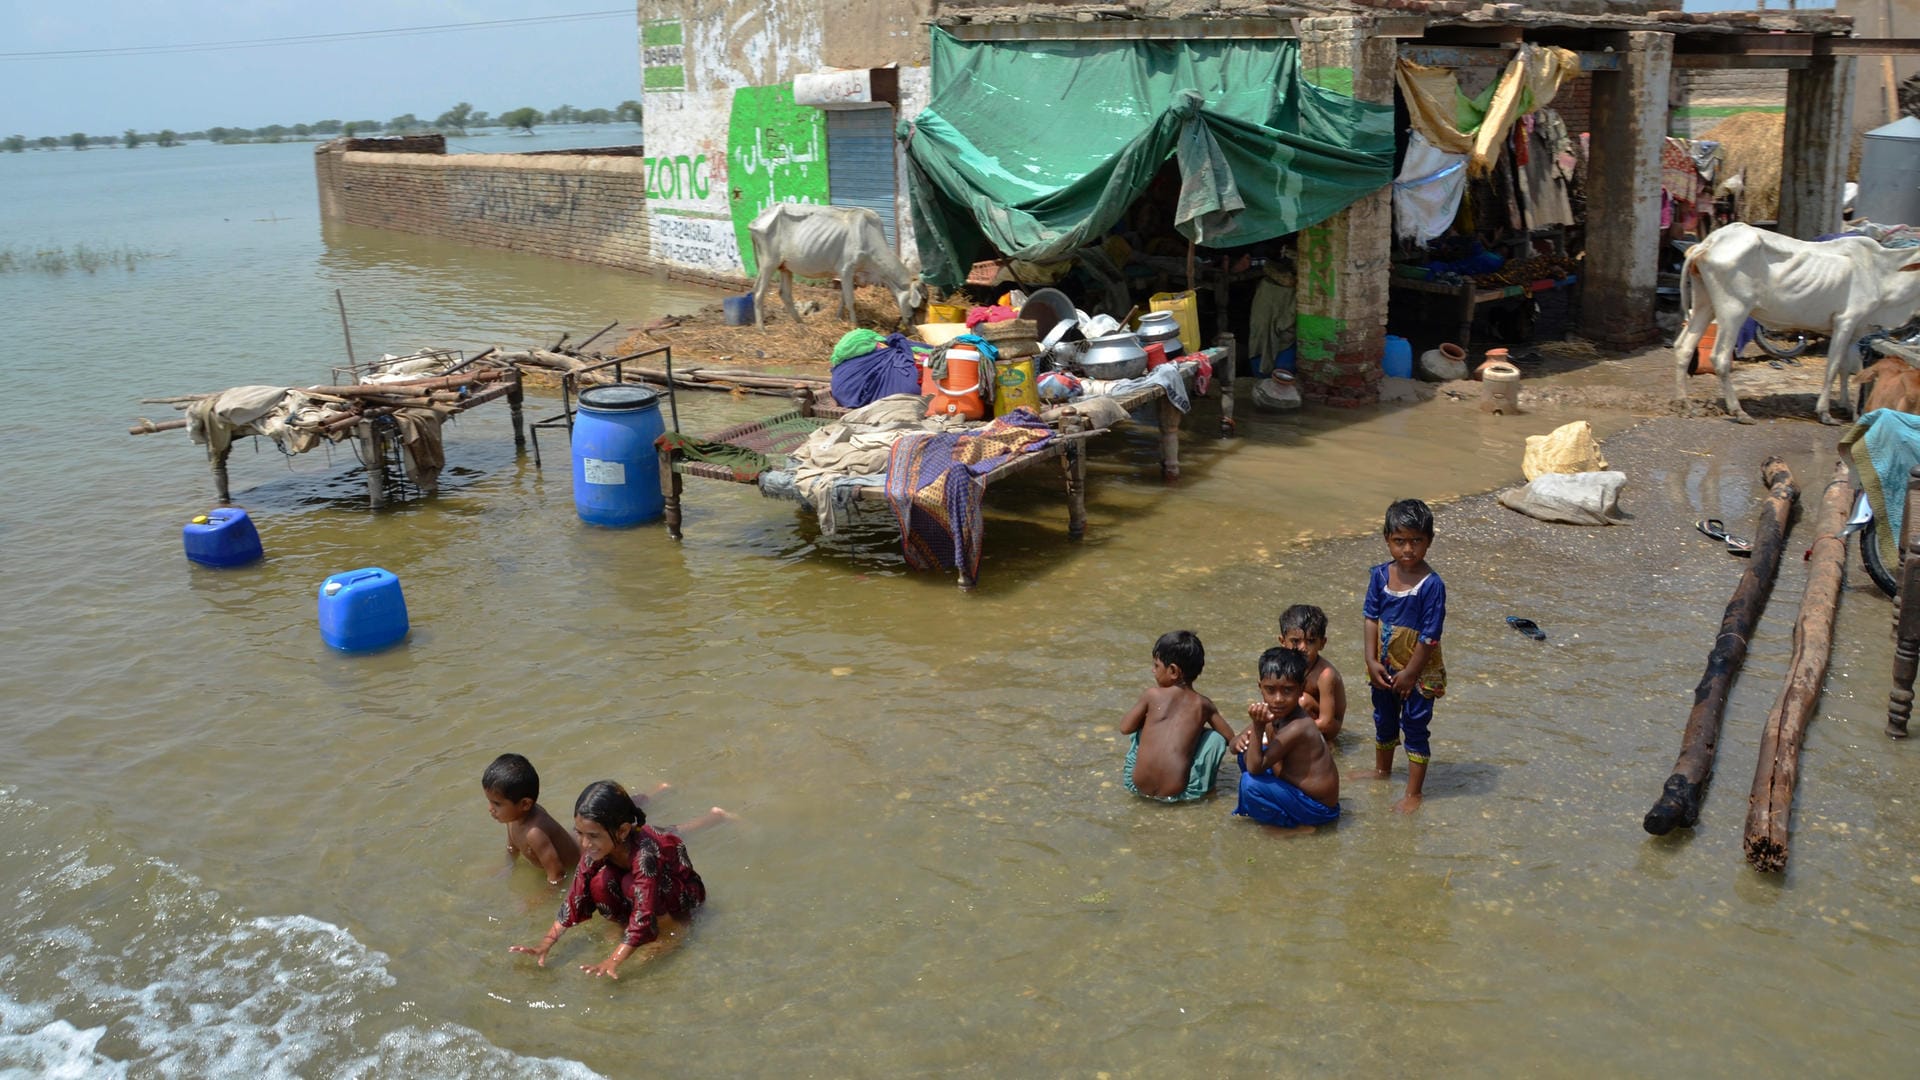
[1230,647,1340,833]
[1120,630,1237,802]
[483,753,579,885]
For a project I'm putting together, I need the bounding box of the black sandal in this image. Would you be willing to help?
[1507,616,1547,641]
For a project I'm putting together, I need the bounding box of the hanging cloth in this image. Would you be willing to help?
[1395,45,1581,179]
[1393,131,1470,246]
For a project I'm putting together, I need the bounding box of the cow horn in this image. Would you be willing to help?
[1903,263,1920,273]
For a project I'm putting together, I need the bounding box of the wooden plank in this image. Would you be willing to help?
[1816,37,1920,57]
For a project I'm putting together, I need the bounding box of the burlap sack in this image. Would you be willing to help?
[1522,420,1608,481]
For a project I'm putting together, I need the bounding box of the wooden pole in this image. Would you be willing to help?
[336,289,357,370]
[1644,457,1799,836]
[507,369,527,449]
[1887,464,1920,737]
[358,421,387,510]
[1063,442,1087,540]
[1743,461,1852,872]
[213,445,232,505]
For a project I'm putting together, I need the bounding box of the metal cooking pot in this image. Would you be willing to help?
[1135,311,1184,356]
[1080,333,1148,380]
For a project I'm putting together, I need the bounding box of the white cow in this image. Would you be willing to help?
[747,203,924,330]
[1674,223,1920,424]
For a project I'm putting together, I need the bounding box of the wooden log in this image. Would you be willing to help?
[314,369,510,397]
[1062,442,1087,541]
[1888,464,1920,738]
[1644,457,1799,836]
[129,418,191,435]
[1743,462,1853,872]
[507,369,527,449]
[358,421,387,510]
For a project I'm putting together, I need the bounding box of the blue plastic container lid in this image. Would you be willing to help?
[577,385,661,413]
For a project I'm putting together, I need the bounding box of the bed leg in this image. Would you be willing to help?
[662,454,683,540]
[1157,396,1181,483]
[1064,442,1087,541]
[1214,332,1236,438]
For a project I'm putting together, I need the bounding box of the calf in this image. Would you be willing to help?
[1855,355,1920,415]
[1673,223,1920,424]
[747,203,924,330]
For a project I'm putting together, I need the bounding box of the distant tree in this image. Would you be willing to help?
[257,124,289,140]
[579,107,612,124]
[4,134,24,153]
[292,123,311,137]
[37,135,57,150]
[157,130,179,147]
[343,120,382,137]
[548,103,577,124]
[386,113,419,134]
[500,107,541,133]
[311,119,342,135]
[468,110,490,129]
[434,102,473,135]
[124,128,141,149]
[69,132,87,150]
[616,99,643,126]
[206,126,230,143]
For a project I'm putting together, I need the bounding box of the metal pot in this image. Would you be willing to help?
[1135,311,1184,356]
[1080,333,1148,380]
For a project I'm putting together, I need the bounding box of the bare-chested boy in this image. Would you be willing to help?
[483,753,579,884]
[1229,647,1340,833]
[1119,631,1237,802]
[1279,604,1346,740]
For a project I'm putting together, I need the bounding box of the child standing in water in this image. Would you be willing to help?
[1354,499,1447,814]
[1278,604,1346,741]
[511,781,707,979]
[1120,630,1238,802]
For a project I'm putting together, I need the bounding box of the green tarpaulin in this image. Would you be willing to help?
[901,29,1397,288]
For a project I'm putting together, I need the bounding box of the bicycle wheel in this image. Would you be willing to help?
[1860,516,1898,599]
[1756,327,1813,360]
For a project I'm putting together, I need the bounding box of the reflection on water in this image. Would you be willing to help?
[4,140,1920,1076]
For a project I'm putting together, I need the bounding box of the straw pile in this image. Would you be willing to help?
[613,283,913,369]
[1704,111,1785,222]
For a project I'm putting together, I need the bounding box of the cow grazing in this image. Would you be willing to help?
[1855,355,1920,415]
[1674,223,1920,424]
[747,203,924,330]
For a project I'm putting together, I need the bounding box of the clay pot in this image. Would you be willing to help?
[1474,348,1512,380]
[1420,342,1469,381]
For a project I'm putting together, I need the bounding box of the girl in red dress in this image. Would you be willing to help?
[510,780,707,979]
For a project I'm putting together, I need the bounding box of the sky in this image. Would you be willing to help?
[1,2,645,136]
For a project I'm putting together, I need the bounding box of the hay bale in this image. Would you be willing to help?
[1704,111,1784,222]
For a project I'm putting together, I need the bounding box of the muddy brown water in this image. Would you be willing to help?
[7,138,1920,1075]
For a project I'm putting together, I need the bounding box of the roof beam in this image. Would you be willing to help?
[1671,52,1810,69]
[1399,43,1620,70]
[939,15,1428,42]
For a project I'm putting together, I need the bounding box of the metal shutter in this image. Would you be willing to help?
[828,106,898,249]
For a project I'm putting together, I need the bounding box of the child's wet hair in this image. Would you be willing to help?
[1279,604,1328,641]
[1383,498,1435,538]
[1154,630,1205,682]
[1259,646,1309,685]
[574,780,647,831]
[482,753,539,803]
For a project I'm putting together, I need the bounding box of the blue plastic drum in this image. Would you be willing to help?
[317,567,409,652]
[182,508,263,567]
[1383,335,1414,379]
[572,384,666,526]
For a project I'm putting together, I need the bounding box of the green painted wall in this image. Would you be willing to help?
[727,84,829,277]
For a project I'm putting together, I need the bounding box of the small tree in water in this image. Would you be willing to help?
[617,100,644,127]
[157,130,178,147]
[124,129,142,149]
[3,135,24,153]
[500,107,541,134]
[69,132,87,151]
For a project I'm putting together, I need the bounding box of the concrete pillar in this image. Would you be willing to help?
[1580,31,1672,348]
[1779,55,1857,240]
[1295,16,1396,407]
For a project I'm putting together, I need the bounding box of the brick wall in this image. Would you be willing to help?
[315,144,674,276]
[1558,73,1592,136]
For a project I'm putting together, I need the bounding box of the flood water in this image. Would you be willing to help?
[4,140,1919,1076]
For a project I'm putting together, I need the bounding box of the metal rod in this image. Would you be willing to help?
[336,288,357,370]
[663,345,681,433]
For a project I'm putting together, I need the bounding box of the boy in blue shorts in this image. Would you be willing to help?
[1354,498,1447,814]
[1230,647,1340,833]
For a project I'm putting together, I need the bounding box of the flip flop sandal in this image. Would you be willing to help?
[1506,616,1547,641]
[1726,534,1754,556]
[1696,519,1730,543]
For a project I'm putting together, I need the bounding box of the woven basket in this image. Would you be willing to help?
[975,318,1038,343]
